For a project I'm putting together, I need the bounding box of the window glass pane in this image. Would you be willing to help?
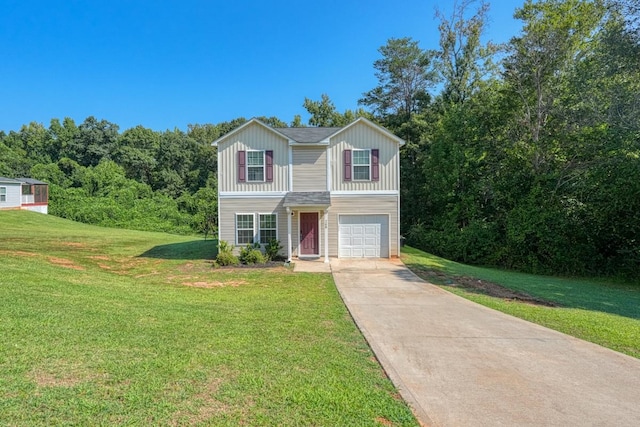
[352,150,370,165]
[259,214,277,244]
[353,166,370,180]
[248,166,264,181]
[238,230,254,244]
[247,151,264,166]
[237,214,253,228]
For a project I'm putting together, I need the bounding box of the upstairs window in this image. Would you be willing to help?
[352,149,371,180]
[247,151,265,182]
[238,150,273,182]
[344,149,379,182]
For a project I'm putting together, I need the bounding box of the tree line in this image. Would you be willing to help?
[1,0,638,278]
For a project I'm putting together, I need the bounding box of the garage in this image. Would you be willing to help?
[338,214,389,258]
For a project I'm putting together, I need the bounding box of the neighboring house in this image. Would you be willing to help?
[0,177,22,210]
[212,117,404,262]
[0,177,49,214]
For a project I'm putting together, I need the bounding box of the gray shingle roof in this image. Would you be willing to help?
[275,127,341,143]
[16,178,48,185]
[284,191,331,207]
[0,177,21,184]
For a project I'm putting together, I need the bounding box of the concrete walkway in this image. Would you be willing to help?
[331,259,640,426]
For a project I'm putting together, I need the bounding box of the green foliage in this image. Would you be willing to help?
[264,239,283,261]
[239,242,266,265]
[215,240,239,266]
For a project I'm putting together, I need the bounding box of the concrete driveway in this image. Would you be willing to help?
[331,258,640,426]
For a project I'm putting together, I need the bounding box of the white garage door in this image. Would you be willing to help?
[339,215,389,258]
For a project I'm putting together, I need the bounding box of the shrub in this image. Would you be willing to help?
[216,251,239,266]
[239,242,266,265]
[216,240,239,266]
[264,239,283,261]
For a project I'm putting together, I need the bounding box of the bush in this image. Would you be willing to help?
[264,239,283,261]
[216,240,239,266]
[239,242,266,265]
[216,251,239,266]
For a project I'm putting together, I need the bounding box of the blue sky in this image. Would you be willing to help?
[1,0,525,133]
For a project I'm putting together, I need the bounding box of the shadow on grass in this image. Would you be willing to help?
[402,246,640,321]
[139,239,218,260]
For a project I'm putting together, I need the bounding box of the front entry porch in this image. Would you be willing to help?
[283,191,331,263]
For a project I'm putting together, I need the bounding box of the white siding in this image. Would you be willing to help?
[218,197,288,255]
[0,184,21,209]
[292,147,327,192]
[329,123,400,192]
[217,123,289,193]
[328,195,399,257]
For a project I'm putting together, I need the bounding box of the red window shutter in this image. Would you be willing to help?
[238,150,246,182]
[344,149,352,181]
[266,150,273,182]
[372,149,379,181]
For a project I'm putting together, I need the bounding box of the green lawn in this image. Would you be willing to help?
[0,211,417,426]
[402,246,640,359]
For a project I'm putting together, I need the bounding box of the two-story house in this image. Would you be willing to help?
[212,117,404,263]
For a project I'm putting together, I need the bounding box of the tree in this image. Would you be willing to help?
[303,94,367,127]
[359,37,437,121]
[435,0,499,106]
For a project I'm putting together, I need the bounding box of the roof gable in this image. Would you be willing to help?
[328,117,405,146]
[211,118,289,147]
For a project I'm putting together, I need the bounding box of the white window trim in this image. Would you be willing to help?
[235,213,255,245]
[0,186,6,202]
[247,150,265,182]
[258,213,278,245]
[352,149,371,181]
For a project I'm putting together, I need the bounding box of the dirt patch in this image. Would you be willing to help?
[88,255,110,261]
[60,242,87,248]
[182,280,247,288]
[48,257,85,271]
[0,250,37,257]
[29,361,104,388]
[410,266,558,307]
[169,378,230,426]
[375,417,394,426]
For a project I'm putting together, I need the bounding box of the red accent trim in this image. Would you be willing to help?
[372,149,379,181]
[238,150,246,182]
[21,202,48,206]
[343,149,352,181]
[265,150,273,182]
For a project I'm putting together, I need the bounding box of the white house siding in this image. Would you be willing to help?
[292,147,327,192]
[218,196,288,255]
[329,123,399,192]
[328,194,399,257]
[0,183,21,209]
[217,123,289,193]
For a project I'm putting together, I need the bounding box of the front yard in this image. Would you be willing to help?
[0,211,417,426]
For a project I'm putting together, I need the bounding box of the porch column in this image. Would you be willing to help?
[286,207,292,262]
[324,207,329,263]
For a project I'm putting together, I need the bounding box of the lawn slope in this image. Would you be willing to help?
[402,246,640,359]
[0,211,417,426]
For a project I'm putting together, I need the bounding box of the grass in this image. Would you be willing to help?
[401,246,640,359]
[0,211,417,426]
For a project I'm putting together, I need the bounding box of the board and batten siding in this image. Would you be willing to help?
[329,124,399,192]
[292,147,327,192]
[328,195,399,257]
[218,196,288,254]
[217,123,288,193]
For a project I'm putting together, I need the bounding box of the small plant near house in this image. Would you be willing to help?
[239,242,266,265]
[216,240,239,266]
[264,239,283,261]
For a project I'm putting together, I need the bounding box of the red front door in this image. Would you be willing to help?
[300,212,319,255]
